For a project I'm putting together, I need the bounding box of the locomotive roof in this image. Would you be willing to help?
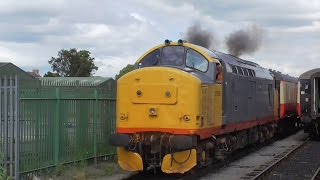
[136,41,273,80]
[136,42,220,64]
[270,70,297,83]
[211,51,260,67]
[211,51,273,80]
[299,68,320,79]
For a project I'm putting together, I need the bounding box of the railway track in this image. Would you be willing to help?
[124,141,272,180]
[311,166,320,180]
[248,140,320,180]
[122,131,308,180]
[246,140,307,179]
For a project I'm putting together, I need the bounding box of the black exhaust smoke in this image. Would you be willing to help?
[185,22,215,49]
[225,25,263,57]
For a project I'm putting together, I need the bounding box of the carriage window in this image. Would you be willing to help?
[140,49,160,67]
[162,46,184,66]
[186,49,208,72]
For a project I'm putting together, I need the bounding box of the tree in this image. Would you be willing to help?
[48,48,98,77]
[115,64,135,80]
[43,71,60,77]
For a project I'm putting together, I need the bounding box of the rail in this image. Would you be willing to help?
[311,165,320,180]
[251,139,308,180]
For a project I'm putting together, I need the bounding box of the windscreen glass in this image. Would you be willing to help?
[140,49,160,67]
[161,46,184,66]
[186,49,208,72]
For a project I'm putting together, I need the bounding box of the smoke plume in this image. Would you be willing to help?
[225,25,263,57]
[185,23,215,49]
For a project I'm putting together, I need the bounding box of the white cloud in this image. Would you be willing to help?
[0,0,318,78]
[94,55,138,78]
[283,21,320,33]
[75,23,111,39]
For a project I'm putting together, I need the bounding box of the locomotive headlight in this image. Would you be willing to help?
[149,108,157,116]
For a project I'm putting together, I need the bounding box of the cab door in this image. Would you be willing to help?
[248,81,256,120]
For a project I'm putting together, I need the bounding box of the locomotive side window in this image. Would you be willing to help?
[248,69,254,77]
[230,64,237,74]
[268,84,273,106]
[186,49,209,72]
[236,66,244,75]
[140,49,161,67]
[162,46,184,66]
[243,68,249,76]
[249,69,253,77]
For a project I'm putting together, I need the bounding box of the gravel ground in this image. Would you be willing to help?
[260,140,320,180]
[201,131,308,180]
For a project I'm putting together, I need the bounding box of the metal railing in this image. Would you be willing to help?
[0,75,19,179]
[1,83,117,179]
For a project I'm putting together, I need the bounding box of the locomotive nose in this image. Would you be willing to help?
[116,67,202,133]
[131,82,177,105]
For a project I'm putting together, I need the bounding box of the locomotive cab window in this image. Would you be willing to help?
[186,49,208,72]
[140,49,161,67]
[162,46,184,66]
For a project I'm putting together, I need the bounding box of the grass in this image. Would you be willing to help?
[35,159,129,180]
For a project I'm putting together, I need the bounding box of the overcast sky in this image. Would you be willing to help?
[0,0,319,78]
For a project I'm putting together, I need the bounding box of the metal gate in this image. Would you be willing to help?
[0,75,19,179]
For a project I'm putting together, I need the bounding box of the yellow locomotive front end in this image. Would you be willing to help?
[109,41,222,174]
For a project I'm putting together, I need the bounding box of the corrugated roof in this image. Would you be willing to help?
[0,62,10,68]
[39,77,113,87]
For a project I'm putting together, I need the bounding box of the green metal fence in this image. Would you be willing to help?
[19,87,116,174]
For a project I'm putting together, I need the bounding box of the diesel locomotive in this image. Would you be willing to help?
[109,40,299,174]
[298,68,320,138]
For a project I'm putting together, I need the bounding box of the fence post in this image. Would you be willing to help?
[54,88,60,165]
[4,75,8,174]
[14,75,19,180]
[93,89,98,165]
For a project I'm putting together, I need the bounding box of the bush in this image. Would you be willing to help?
[0,153,6,179]
[0,153,12,180]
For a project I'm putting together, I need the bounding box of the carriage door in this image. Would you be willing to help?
[300,79,311,116]
[248,81,256,120]
[315,77,320,115]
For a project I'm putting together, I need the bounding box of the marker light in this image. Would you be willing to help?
[164,39,171,45]
[178,39,185,45]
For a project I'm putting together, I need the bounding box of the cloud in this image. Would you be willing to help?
[0,0,318,79]
[283,21,320,33]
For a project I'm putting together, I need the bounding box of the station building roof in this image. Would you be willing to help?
[39,77,115,87]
